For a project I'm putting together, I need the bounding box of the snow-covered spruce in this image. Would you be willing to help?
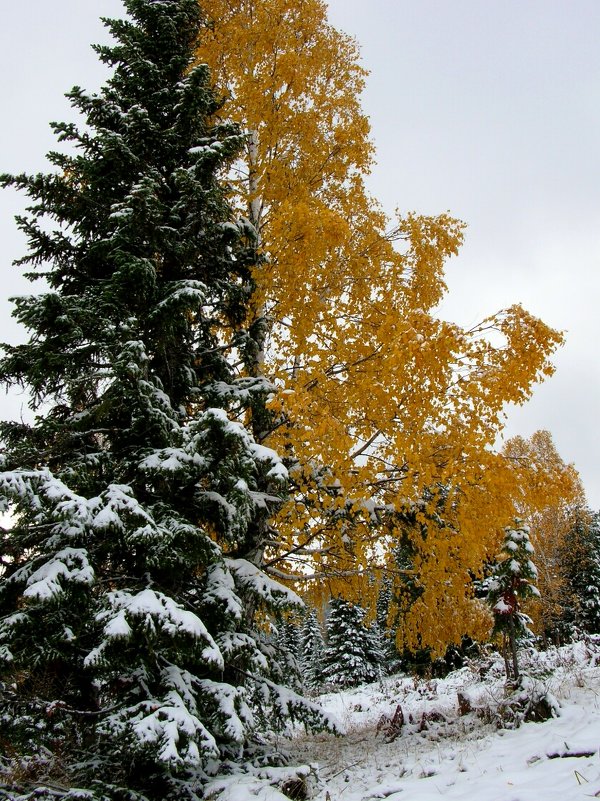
[0,2,330,799]
[487,520,540,680]
[321,598,385,688]
[299,609,326,692]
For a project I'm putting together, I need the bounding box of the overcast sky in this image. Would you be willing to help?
[1,2,600,505]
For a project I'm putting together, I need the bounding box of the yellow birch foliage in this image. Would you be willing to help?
[387,431,584,654]
[196,0,569,652]
[501,432,586,639]
[526,505,576,641]
[501,431,585,520]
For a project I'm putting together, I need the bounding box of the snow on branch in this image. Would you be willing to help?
[226,558,303,609]
[21,547,94,601]
[130,691,217,767]
[84,588,224,670]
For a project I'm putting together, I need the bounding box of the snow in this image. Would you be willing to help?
[0,469,89,531]
[201,640,600,800]
[139,447,190,472]
[106,588,208,636]
[226,558,303,609]
[207,766,317,801]
[131,690,217,766]
[155,280,208,310]
[198,678,251,742]
[208,376,275,403]
[217,631,268,670]
[22,547,94,600]
[108,207,132,220]
[189,142,223,155]
[249,442,289,482]
[90,483,154,532]
[0,645,13,662]
[200,490,237,522]
[278,641,600,801]
[205,563,244,620]
[208,777,295,801]
[205,407,238,429]
[84,588,224,670]
[0,471,165,548]
[102,609,132,639]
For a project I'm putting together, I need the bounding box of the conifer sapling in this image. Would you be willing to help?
[487,520,540,681]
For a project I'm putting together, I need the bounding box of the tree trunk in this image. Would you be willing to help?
[508,616,520,682]
[502,633,512,680]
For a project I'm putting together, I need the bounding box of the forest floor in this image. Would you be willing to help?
[209,639,600,800]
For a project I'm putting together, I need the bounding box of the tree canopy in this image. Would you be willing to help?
[195,0,571,653]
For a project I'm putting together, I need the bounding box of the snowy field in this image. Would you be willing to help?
[208,640,600,800]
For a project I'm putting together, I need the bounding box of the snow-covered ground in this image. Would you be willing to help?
[208,640,600,800]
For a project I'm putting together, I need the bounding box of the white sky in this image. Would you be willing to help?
[326,0,600,508]
[1,1,599,505]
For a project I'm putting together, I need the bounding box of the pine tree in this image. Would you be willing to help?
[487,521,540,681]
[271,613,303,691]
[364,622,388,682]
[374,576,398,674]
[376,576,393,632]
[321,599,381,688]
[0,2,327,799]
[298,609,325,692]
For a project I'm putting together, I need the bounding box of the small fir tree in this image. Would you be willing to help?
[376,575,393,632]
[0,2,328,799]
[271,614,303,691]
[375,575,400,673]
[487,521,540,681]
[321,598,382,688]
[298,609,325,692]
[276,614,302,660]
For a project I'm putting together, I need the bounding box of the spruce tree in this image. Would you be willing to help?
[270,614,303,691]
[298,609,325,692]
[374,575,399,673]
[487,521,540,681]
[0,2,326,799]
[322,598,381,688]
